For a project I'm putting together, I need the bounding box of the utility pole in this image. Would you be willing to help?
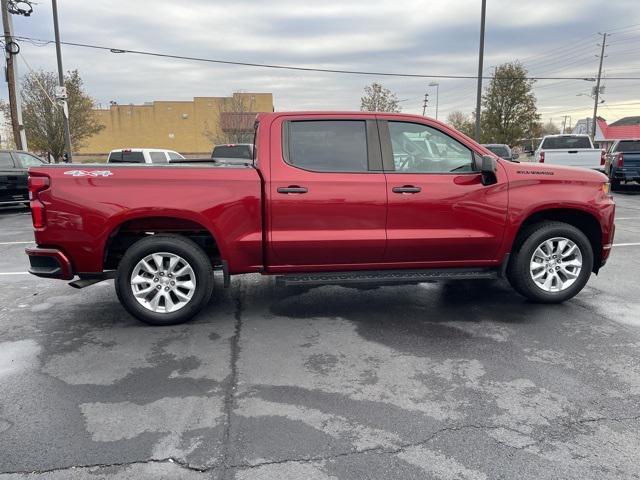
[474,0,487,142]
[1,0,27,149]
[52,0,72,162]
[428,82,439,120]
[591,32,607,143]
[422,93,429,116]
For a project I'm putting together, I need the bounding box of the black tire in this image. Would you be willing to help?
[115,234,214,325]
[610,178,621,191]
[507,221,593,303]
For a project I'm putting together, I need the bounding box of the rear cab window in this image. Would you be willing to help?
[285,120,369,172]
[615,140,640,153]
[212,145,252,159]
[541,136,592,149]
[108,151,145,163]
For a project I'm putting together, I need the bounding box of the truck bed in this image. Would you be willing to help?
[28,163,264,274]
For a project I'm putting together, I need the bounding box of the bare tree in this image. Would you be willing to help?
[446,111,475,138]
[360,82,401,113]
[203,92,257,145]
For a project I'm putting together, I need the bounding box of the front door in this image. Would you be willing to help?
[268,116,387,268]
[379,118,508,265]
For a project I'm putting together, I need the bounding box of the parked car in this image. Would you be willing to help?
[211,144,254,165]
[518,138,542,157]
[482,144,519,161]
[25,112,615,325]
[604,139,640,189]
[107,149,184,164]
[0,150,47,206]
[534,134,603,170]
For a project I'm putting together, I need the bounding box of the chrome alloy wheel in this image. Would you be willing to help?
[529,237,583,293]
[130,252,196,313]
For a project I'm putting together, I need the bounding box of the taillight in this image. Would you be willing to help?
[617,152,624,168]
[600,149,606,166]
[28,175,50,229]
[539,150,545,163]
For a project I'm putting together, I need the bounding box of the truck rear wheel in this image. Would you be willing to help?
[115,234,213,325]
[507,221,593,303]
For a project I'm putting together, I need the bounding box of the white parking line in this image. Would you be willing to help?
[616,217,639,220]
[0,272,29,275]
[0,241,33,245]
[613,242,640,247]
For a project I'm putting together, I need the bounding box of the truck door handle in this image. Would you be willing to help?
[568,150,578,154]
[277,186,308,194]
[392,185,421,194]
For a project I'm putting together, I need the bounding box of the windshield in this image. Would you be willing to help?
[541,136,592,149]
[615,140,640,152]
[485,145,510,158]
[212,145,252,159]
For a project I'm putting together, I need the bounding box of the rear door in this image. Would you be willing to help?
[0,152,19,203]
[268,115,387,267]
[379,117,508,265]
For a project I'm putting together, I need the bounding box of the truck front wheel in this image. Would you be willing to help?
[115,234,214,325]
[507,222,593,303]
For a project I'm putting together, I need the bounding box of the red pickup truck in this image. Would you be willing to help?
[25,112,615,325]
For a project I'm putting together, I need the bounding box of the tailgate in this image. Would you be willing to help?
[544,150,601,169]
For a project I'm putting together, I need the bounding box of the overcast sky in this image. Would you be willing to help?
[4,0,640,127]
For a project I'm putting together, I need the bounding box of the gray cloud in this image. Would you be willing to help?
[4,0,639,125]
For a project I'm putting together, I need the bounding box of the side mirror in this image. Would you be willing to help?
[481,155,498,186]
[511,152,519,160]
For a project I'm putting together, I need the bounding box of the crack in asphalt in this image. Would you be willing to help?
[220,280,244,478]
[3,415,639,476]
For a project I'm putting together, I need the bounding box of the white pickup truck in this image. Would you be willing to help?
[534,135,604,170]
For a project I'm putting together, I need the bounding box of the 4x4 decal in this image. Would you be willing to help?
[64,170,113,177]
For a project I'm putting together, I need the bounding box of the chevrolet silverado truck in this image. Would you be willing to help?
[25,112,615,325]
[534,134,604,170]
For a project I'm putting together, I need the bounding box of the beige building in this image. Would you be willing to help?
[78,92,274,156]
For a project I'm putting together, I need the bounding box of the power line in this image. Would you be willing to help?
[8,34,640,81]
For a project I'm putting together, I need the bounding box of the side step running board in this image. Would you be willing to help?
[275,268,498,288]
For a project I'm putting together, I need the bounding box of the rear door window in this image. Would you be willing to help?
[286,120,369,172]
[168,151,183,161]
[149,152,168,163]
[0,152,14,168]
[14,153,44,168]
[541,136,592,149]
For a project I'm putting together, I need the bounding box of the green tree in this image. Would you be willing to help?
[446,111,475,138]
[360,82,401,112]
[5,70,104,162]
[481,62,539,144]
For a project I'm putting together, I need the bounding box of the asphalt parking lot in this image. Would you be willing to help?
[1,189,640,480]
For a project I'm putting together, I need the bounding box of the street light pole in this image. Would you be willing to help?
[51,0,72,162]
[474,0,487,142]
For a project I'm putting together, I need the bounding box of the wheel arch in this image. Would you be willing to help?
[102,212,225,271]
[511,207,603,273]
